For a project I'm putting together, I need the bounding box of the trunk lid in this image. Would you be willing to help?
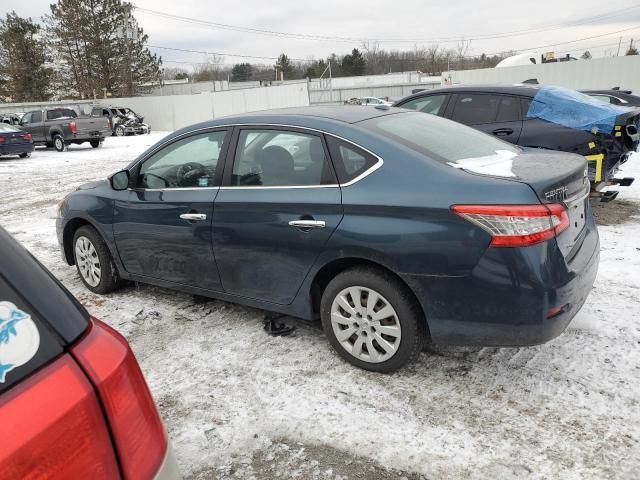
[510,149,590,258]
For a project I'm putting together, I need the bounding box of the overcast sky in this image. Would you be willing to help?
[5,0,640,69]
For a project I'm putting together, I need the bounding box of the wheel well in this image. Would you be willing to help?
[310,258,430,337]
[62,218,91,265]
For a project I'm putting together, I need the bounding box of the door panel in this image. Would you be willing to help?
[213,188,343,304]
[113,189,223,290]
[213,127,343,304]
[112,129,229,290]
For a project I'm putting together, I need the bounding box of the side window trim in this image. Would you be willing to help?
[220,125,338,189]
[131,128,231,190]
[324,135,384,187]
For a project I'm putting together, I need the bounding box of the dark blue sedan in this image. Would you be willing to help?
[0,124,34,158]
[56,107,599,372]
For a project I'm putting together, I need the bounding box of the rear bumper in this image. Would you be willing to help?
[0,143,34,156]
[153,443,181,480]
[403,216,600,346]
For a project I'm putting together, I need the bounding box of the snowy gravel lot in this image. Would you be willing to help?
[1,133,639,479]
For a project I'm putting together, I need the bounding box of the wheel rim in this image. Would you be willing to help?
[330,286,401,364]
[55,137,63,150]
[116,127,124,136]
[75,236,101,287]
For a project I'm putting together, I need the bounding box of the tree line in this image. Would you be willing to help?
[0,1,162,102]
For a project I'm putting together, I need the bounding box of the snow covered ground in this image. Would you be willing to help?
[1,134,639,479]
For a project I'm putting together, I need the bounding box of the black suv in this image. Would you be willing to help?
[395,85,639,197]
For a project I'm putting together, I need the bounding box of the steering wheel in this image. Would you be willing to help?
[177,162,206,186]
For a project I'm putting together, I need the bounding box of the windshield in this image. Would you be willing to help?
[362,112,520,164]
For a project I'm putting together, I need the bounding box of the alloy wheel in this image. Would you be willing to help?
[330,286,401,363]
[75,236,101,287]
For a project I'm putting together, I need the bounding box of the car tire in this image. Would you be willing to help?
[19,152,31,158]
[53,134,66,152]
[90,139,101,148]
[72,225,121,294]
[115,126,125,137]
[320,266,424,373]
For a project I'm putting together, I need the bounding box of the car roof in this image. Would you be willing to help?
[225,105,400,124]
[397,84,540,104]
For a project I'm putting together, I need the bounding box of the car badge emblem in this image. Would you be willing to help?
[0,301,40,383]
[544,186,569,202]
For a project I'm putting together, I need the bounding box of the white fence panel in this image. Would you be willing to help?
[96,83,310,131]
[444,56,640,91]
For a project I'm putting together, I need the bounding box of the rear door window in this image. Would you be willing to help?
[231,129,335,186]
[451,94,501,125]
[31,111,42,123]
[495,96,522,122]
[399,94,447,115]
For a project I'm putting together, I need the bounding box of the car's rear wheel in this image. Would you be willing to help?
[90,139,101,148]
[19,152,30,158]
[320,267,423,373]
[53,134,65,152]
[73,226,121,294]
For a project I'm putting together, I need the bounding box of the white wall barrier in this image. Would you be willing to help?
[96,83,310,131]
[444,55,640,92]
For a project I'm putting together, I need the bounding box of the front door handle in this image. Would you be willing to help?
[180,213,207,221]
[492,128,514,136]
[288,220,325,229]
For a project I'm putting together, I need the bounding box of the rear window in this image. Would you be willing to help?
[363,112,520,164]
[0,276,63,394]
[47,109,77,120]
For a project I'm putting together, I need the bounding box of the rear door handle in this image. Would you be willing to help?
[288,220,325,229]
[492,128,514,136]
[180,213,207,221]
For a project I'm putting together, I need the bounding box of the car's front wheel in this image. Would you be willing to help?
[72,225,121,294]
[320,267,424,373]
[19,152,30,158]
[115,126,125,137]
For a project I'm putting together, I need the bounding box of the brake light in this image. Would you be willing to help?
[0,136,4,144]
[69,121,78,134]
[0,356,120,479]
[22,133,32,141]
[71,319,167,479]
[451,204,569,247]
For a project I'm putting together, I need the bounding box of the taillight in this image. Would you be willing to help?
[22,133,32,141]
[71,318,167,479]
[108,119,113,130]
[451,204,569,247]
[0,136,4,144]
[0,356,120,479]
[69,121,78,134]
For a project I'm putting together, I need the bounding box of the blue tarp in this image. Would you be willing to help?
[526,85,634,135]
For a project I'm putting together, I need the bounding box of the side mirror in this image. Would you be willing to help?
[110,170,130,191]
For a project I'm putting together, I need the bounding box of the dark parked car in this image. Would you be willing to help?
[395,85,640,198]
[582,89,640,107]
[20,107,111,152]
[90,105,150,136]
[0,124,34,158]
[56,107,599,372]
[0,227,179,479]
